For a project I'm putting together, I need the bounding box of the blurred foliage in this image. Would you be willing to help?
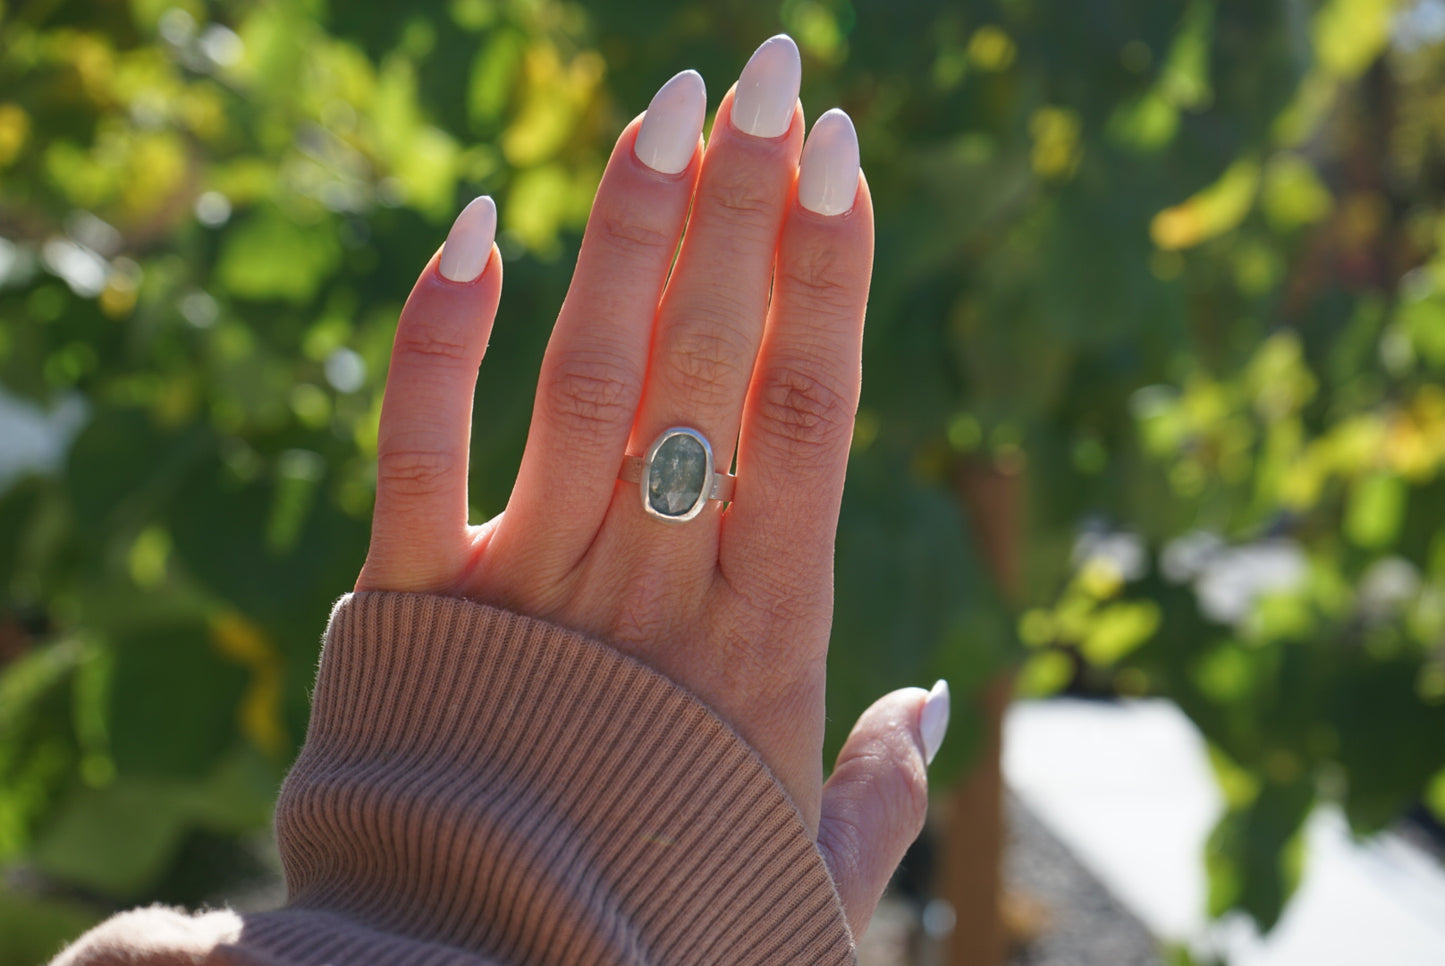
[1,0,1444,958]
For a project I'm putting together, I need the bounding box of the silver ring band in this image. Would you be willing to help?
[619,427,735,523]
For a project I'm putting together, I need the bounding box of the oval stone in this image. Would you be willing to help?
[647,431,709,518]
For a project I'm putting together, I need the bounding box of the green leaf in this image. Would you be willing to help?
[216,207,340,303]
[28,743,280,901]
[1426,767,1445,824]
[1313,0,1394,79]
[107,623,248,779]
[0,640,86,860]
[467,29,524,126]
[1205,781,1313,931]
[30,776,194,898]
[1262,155,1334,230]
[65,409,200,537]
[1159,0,1214,110]
[1081,601,1161,666]
[1399,295,1445,368]
[0,885,102,966]
[1332,657,1445,832]
[1151,158,1260,250]
[0,476,44,595]
[1344,472,1407,549]
[1108,91,1180,152]
[166,457,367,627]
[1016,651,1073,697]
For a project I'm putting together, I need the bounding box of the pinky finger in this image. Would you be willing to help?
[357,196,501,594]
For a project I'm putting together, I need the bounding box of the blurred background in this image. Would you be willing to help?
[2,0,1444,963]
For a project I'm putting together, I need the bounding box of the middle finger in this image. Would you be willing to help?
[624,36,804,530]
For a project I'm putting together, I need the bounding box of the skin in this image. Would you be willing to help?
[354,79,932,938]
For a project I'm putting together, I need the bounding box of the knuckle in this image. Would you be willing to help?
[714,644,799,723]
[376,448,457,497]
[817,805,867,885]
[543,350,640,434]
[753,363,855,461]
[703,169,777,222]
[666,321,751,402]
[835,744,930,841]
[606,568,693,652]
[724,576,830,644]
[705,610,829,713]
[394,321,472,367]
[596,213,674,260]
[696,175,782,253]
[779,247,860,313]
[610,602,672,652]
[711,623,778,682]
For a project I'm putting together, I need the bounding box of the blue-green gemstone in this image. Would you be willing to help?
[648,433,708,517]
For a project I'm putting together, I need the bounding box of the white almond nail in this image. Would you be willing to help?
[634,70,707,175]
[731,34,801,138]
[920,679,951,766]
[438,195,497,283]
[798,109,860,217]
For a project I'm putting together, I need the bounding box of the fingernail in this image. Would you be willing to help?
[634,69,707,175]
[920,679,950,766]
[731,34,801,138]
[438,195,497,283]
[798,109,860,216]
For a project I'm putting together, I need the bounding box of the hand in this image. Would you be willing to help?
[354,35,948,936]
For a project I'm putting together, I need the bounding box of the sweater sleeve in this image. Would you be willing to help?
[52,592,856,966]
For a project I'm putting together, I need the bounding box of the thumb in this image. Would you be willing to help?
[816,681,950,938]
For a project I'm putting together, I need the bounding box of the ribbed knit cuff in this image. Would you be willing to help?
[262,593,854,966]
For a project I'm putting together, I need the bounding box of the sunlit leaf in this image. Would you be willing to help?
[0,103,30,166]
[209,613,287,757]
[1262,154,1334,230]
[468,29,524,126]
[1313,0,1393,79]
[1427,767,1445,824]
[966,25,1016,72]
[216,206,340,303]
[1398,294,1445,369]
[1029,106,1082,180]
[1159,0,1214,110]
[1151,158,1260,250]
[1015,651,1072,696]
[1081,601,1161,665]
[1344,472,1406,549]
[1108,91,1179,152]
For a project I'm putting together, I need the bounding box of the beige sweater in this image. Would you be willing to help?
[53,593,855,964]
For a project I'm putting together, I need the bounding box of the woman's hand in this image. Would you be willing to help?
[354,35,948,937]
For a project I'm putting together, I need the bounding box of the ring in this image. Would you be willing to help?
[619,427,736,523]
